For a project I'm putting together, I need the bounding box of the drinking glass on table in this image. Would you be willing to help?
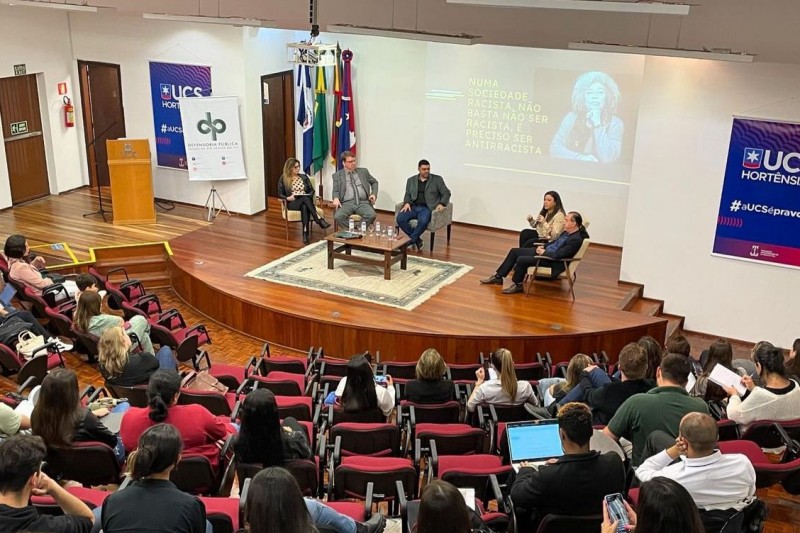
[368,224,374,237]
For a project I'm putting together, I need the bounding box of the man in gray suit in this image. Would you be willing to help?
[332,151,379,229]
[397,159,451,251]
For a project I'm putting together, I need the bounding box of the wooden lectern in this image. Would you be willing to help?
[106,139,156,225]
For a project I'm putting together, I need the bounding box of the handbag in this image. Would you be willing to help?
[181,370,228,394]
[16,330,46,361]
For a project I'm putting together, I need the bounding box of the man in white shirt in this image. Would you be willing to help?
[636,412,755,511]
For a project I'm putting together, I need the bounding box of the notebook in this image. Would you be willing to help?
[507,419,563,472]
[0,284,16,307]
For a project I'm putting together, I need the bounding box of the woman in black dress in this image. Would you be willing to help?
[277,158,330,244]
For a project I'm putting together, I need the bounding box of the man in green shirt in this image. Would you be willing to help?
[603,353,709,467]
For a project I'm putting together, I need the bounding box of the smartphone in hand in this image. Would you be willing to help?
[604,493,630,533]
[374,375,389,387]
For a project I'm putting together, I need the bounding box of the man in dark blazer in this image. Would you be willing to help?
[510,402,626,531]
[480,211,589,294]
[331,151,379,229]
[396,159,451,251]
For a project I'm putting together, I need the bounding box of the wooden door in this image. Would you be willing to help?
[0,74,50,204]
[78,61,126,188]
[261,71,295,201]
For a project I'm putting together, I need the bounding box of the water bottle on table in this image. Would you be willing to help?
[375,220,381,235]
[348,218,355,233]
[387,225,394,240]
[360,221,367,235]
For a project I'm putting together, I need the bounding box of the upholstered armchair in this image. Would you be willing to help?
[279,176,326,241]
[392,203,453,252]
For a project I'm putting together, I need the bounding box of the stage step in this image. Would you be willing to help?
[618,281,684,344]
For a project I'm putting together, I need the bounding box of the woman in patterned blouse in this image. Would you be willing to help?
[277,158,330,244]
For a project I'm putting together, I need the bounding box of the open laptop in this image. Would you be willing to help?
[507,419,564,472]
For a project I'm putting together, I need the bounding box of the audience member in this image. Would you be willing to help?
[119,370,232,471]
[240,467,386,533]
[518,190,566,248]
[334,355,395,418]
[3,234,70,297]
[692,338,738,403]
[637,335,663,381]
[75,291,155,355]
[725,344,800,432]
[403,349,455,404]
[0,403,30,438]
[467,348,538,412]
[0,277,56,344]
[233,389,312,466]
[510,403,626,530]
[666,334,701,375]
[603,354,709,466]
[547,353,592,405]
[0,435,94,532]
[74,273,120,316]
[563,342,655,425]
[414,480,472,533]
[31,368,124,461]
[636,412,755,511]
[601,477,705,533]
[98,326,176,387]
[732,340,771,387]
[784,338,800,381]
[101,423,208,533]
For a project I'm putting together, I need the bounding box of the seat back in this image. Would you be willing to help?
[70,325,100,363]
[178,388,232,416]
[333,457,417,501]
[332,423,400,457]
[261,357,307,376]
[565,238,591,279]
[46,442,121,486]
[320,360,350,378]
[330,406,386,426]
[418,425,486,456]
[438,454,512,502]
[406,401,462,425]
[447,363,481,384]
[274,395,314,421]
[515,362,546,381]
[105,382,149,407]
[23,286,50,317]
[536,514,602,533]
[171,455,218,495]
[0,343,23,374]
[252,374,304,396]
[491,403,535,423]
[44,305,76,339]
[382,361,418,381]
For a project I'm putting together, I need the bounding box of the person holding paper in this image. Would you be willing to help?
[725,345,800,432]
[691,339,741,402]
[277,158,331,244]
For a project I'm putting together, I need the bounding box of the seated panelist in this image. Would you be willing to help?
[331,151,379,229]
[396,159,451,252]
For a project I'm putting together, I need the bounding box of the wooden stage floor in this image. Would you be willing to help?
[168,198,665,363]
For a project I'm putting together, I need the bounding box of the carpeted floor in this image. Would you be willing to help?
[245,241,472,311]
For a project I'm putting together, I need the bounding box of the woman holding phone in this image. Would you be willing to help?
[333,355,395,418]
[601,477,704,533]
[518,191,566,248]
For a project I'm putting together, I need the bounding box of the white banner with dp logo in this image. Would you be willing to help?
[179,96,247,181]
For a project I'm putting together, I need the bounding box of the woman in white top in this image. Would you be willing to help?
[725,344,800,432]
[334,354,395,418]
[467,348,538,412]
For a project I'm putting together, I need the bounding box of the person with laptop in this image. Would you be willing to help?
[603,353,709,467]
[509,402,626,530]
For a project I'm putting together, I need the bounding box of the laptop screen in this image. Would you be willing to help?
[507,421,563,463]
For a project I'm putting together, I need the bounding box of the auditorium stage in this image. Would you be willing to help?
[168,201,666,364]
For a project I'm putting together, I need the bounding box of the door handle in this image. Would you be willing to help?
[4,131,43,142]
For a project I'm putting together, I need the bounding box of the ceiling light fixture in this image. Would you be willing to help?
[568,41,755,62]
[142,13,276,28]
[0,0,103,12]
[327,24,480,45]
[446,0,690,15]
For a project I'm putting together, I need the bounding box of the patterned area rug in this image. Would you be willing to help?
[244,241,472,311]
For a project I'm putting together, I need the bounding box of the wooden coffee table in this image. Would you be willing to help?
[325,232,412,280]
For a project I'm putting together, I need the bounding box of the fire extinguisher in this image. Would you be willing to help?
[63,96,75,128]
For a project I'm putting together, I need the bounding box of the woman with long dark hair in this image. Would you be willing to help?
[277,157,330,244]
[119,370,231,470]
[413,480,471,533]
[518,190,566,248]
[101,424,208,533]
[692,338,736,402]
[602,477,704,533]
[466,348,538,412]
[30,368,124,461]
[726,344,800,432]
[75,290,155,355]
[637,335,663,381]
[333,355,395,417]
[233,389,311,467]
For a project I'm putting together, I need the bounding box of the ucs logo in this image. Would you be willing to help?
[161,84,205,100]
[197,112,226,141]
[742,147,800,173]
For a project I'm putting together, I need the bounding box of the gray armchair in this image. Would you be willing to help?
[393,203,453,252]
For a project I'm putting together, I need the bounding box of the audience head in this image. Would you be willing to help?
[657,353,692,387]
[618,343,647,381]
[557,402,593,449]
[542,190,565,218]
[416,348,447,381]
[235,389,284,467]
[787,338,800,378]
[74,289,102,332]
[128,423,182,480]
[679,412,718,456]
[3,234,28,259]
[665,334,691,358]
[490,348,519,401]
[637,335,663,380]
[753,344,786,379]
[341,354,378,413]
[98,326,131,378]
[147,370,182,422]
[31,368,81,447]
[75,273,98,292]
[703,338,733,374]
[564,353,593,391]
[0,435,47,496]
[414,480,471,533]
[243,467,318,533]
[636,477,704,533]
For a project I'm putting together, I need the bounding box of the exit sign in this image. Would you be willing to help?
[13,64,26,76]
[10,121,28,136]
